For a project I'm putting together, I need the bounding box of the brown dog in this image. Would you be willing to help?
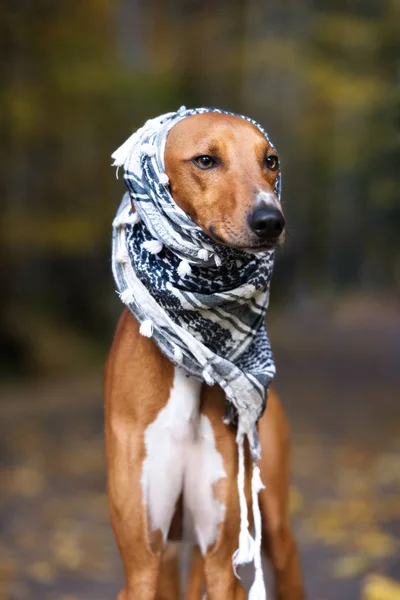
[105,113,304,599]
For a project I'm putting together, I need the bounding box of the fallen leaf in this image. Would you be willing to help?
[11,464,45,497]
[356,530,397,559]
[331,554,369,578]
[289,486,304,515]
[362,574,400,600]
[27,560,55,583]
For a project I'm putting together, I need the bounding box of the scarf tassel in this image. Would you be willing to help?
[233,529,255,576]
[141,143,156,157]
[119,288,135,305]
[126,212,140,225]
[249,464,267,599]
[202,366,215,386]
[233,433,255,576]
[139,319,153,337]
[158,173,169,186]
[112,130,142,168]
[233,434,268,599]
[116,247,130,264]
[177,259,192,278]
[113,212,140,229]
[143,240,164,254]
[249,569,267,600]
[112,215,125,229]
[173,345,183,363]
[197,248,209,261]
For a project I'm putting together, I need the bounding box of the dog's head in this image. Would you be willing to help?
[164,112,285,251]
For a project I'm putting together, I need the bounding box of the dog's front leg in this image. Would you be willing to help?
[258,387,305,600]
[107,417,161,600]
[187,384,247,600]
[105,310,179,600]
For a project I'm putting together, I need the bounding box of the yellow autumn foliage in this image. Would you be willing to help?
[363,575,400,600]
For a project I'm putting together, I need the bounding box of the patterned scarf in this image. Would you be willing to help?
[111,106,280,599]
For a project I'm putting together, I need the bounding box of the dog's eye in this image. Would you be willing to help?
[265,155,280,171]
[193,155,216,169]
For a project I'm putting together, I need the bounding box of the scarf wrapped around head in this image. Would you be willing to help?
[111,106,280,598]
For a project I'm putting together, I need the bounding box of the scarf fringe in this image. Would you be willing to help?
[141,143,156,157]
[113,211,140,229]
[250,463,267,599]
[249,568,267,600]
[173,345,183,363]
[112,130,142,168]
[197,248,209,261]
[232,432,267,599]
[233,432,254,576]
[116,247,130,264]
[139,319,153,337]
[158,173,169,186]
[119,288,135,305]
[233,528,255,576]
[143,239,164,254]
[112,215,125,229]
[202,368,215,386]
[126,211,140,225]
[177,259,192,277]
[112,110,177,167]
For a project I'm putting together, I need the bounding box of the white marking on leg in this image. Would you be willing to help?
[141,367,201,541]
[184,415,226,555]
[141,366,226,553]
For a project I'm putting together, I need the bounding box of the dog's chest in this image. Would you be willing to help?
[141,367,226,553]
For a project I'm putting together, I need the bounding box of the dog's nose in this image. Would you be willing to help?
[249,206,285,240]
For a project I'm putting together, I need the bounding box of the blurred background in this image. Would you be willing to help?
[1,1,399,599]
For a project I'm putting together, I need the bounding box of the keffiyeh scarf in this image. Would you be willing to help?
[111,106,280,599]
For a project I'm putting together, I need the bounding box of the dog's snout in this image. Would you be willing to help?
[249,206,285,240]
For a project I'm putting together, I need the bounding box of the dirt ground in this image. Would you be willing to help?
[1,297,400,599]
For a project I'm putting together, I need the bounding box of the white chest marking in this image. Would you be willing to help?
[141,366,226,553]
[183,413,226,554]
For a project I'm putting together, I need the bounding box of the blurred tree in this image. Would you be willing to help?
[0,0,398,376]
